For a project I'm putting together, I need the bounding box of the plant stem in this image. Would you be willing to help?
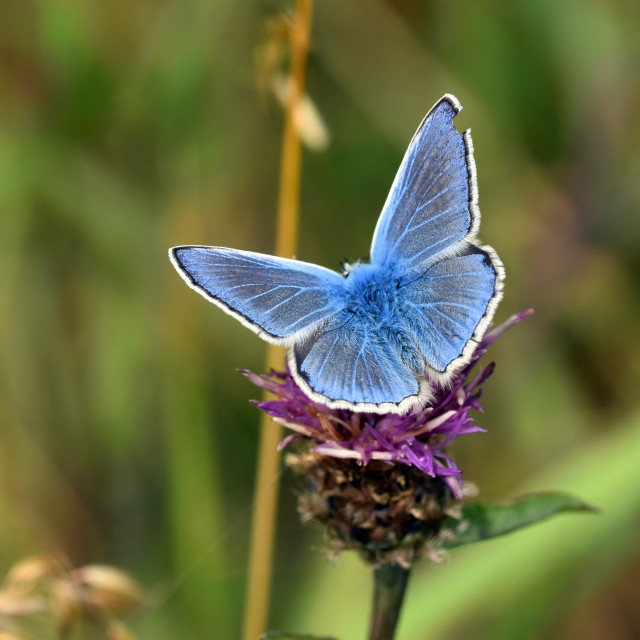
[242,2,314,639]
[368,564,411,640]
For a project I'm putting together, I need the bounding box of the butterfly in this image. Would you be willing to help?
[169,94,504,414]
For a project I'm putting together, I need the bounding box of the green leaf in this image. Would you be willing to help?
[260,633,338,640]
[442,492,596,549]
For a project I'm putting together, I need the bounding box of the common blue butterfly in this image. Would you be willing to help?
[170,94,504,414]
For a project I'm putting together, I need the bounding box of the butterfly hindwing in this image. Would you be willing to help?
[170,246,347,342]
[370,94,477,277]
[291,312,422,409]
[398,242,502,375]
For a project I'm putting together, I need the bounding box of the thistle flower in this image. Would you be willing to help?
[243,311,531,567]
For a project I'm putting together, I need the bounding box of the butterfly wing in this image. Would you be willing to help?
[370,94,478,276]
[170,246,346,343]
[398,242,503,379]
[291,311,424,411]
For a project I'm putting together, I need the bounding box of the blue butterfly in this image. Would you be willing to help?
[169,94,504,414]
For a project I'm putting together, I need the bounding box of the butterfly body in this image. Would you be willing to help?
[170,95,504,414]
[342,264,424,371]
[343,263,394,318]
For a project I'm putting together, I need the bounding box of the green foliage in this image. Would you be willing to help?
[1,1,639,639]
[443,493,596,549]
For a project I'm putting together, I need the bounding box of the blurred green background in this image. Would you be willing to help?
[1,0,640,638]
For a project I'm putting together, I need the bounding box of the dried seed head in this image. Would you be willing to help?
[0,556,144,639]
[71,565,145,615]
[3,556,62,592]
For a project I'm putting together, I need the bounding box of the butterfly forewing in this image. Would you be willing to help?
[370,95,476,277]
[171,246,347,342]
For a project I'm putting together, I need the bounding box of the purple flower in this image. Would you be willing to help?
[243,310,532,498]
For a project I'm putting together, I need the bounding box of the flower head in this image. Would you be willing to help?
[244,311,531,498]
[243,311,531,566]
